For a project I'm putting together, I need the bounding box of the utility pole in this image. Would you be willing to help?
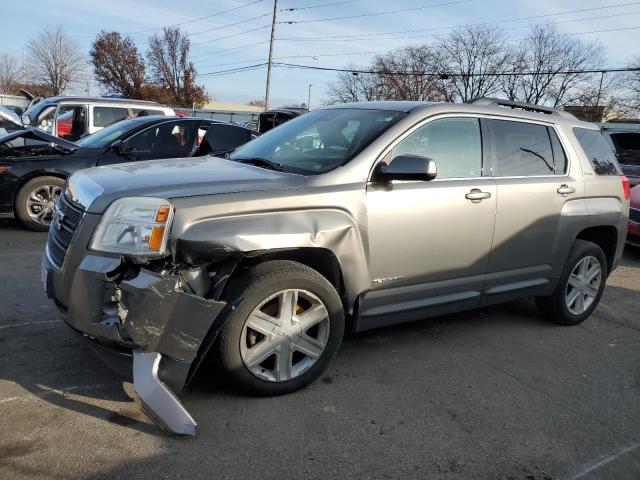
[307,84,312,110]
[264,0,278,111]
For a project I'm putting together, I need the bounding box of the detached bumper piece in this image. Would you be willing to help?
[133,351,197,436]
[51,254,229,437]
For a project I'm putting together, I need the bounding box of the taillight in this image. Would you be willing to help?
[622,176,630,200]
[0,166,10,174]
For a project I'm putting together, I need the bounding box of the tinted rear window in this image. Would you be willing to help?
[492,120,555,176]
[574,128,622,175]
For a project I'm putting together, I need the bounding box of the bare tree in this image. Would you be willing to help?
[373,45,449,101]
[326,63,385,104]
[147,28,207,107]
[90,31,146,98]
[0,53,20,94]
[501,25,605,108]
[433,25,511,102]
[26,25,84,95]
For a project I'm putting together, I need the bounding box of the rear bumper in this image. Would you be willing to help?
[43,248,229,435]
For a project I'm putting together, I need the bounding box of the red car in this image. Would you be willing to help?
[628,184,640,247]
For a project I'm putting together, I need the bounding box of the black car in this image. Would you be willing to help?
[0,116,256,230]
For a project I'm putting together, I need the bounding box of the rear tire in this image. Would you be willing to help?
[216,260,344,396]
[15,176,65,231]
[535,240,607,326]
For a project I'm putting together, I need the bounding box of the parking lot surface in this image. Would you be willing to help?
[1,218,639,480]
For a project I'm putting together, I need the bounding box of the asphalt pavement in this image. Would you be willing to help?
[1,218,639,480]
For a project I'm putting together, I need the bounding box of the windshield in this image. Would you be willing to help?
[229,108,407,174]
[77,118,149,148]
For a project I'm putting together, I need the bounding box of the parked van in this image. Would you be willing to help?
[21,97,175,141]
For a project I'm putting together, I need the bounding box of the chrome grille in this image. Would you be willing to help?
[46,193,85,268]
[630,207,640,224]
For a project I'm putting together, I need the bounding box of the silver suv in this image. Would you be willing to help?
[43,98,630,435]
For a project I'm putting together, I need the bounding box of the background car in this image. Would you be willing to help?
[0,106,24,136]
[601,122,640,186]
[0,116,256,230]
[20,96,176,141]
[628,184,640,247]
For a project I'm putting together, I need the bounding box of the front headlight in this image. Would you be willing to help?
[90,197,173,257]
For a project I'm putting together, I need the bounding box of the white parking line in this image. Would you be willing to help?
[565,442,640,479]
[0,320,62,330]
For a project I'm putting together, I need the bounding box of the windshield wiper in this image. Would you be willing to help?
[234,157,284,171]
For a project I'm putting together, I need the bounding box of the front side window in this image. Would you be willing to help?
[492,120,555,176]
[93,106,129,128]
[388,117,482,179]
[126,121,198,155]
[574,128,622,175]
[230,108,407,174]
[56,105,87,141]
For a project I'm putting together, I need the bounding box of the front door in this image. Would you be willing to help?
[482,118,578,304]
[360,116,497,330]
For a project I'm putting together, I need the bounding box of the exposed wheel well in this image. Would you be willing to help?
[234,248,345,297]
[575,226,618,274]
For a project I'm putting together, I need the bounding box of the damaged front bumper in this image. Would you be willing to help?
[43,250,229,436]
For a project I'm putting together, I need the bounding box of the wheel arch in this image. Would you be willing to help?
[574,225,618,274]
[13,169,69,214]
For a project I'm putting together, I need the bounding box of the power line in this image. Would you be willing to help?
[191,24,271,44]
[278,0,470,24]
[281,0,362,11]
[276,1,640,41]
[191,40,270,59]
[126,0,264,35]
[189,12,272,37]
[197,63,268,78]
[273,62,640,77]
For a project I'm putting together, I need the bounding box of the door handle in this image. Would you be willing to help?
[557,184,575,196]
[465,189,491,202]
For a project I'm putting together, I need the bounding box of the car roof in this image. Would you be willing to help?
[40,96,165,106]
[323,101,433,113]
[322,100,597,128]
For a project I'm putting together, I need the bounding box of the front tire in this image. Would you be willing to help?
[216,260,345,395]
[536,240,608,325]
[15,176,65,231]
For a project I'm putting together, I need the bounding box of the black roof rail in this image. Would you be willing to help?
[467,97,576,119]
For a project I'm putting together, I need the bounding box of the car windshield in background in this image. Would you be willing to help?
[229,108,407,174]
[77,118,147,148]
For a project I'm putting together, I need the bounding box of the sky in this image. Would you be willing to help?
[3,0,640,108]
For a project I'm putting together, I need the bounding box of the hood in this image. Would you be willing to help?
[0,127,78,150]
[0,106,22,127]
[67,156,307,213]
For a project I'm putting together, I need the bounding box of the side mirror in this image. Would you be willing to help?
[111,140,127,155]
[376,154,437,182]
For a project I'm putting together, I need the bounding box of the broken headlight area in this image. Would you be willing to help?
[62,253,232,436]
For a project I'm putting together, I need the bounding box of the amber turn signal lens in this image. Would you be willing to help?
[155,206,170,222]
[148,227,166,251]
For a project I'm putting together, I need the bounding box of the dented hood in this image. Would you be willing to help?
[67,156,306,213]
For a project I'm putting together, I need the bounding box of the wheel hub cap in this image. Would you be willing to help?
[565,256,601,315]
[240,289,330,382]
[26,185,62,225]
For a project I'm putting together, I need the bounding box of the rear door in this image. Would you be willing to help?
[482,118,577,304]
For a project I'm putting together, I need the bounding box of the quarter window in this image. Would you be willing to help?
[388,117,482,179]
[574,128,623,175]
[93,107,129,128]
[492,120,555,176]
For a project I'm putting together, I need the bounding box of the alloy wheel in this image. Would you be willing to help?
[25,184,62,226]
[240,289,330,382]
[565,255,602,315]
